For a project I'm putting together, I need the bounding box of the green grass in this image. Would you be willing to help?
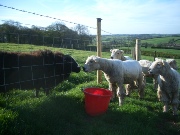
[114,46,180,59]
[0,43,180,135]
[118,46,180,54]
[141,36,180,45]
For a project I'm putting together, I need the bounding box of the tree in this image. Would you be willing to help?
[73,24,89,36]
[0,20,92,47]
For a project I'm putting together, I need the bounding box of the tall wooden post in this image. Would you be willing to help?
[17,33,19,44]
[97,18,102,84]
[154,51,157,61]
[135,39,141,61]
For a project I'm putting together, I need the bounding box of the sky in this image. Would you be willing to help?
[0,0,180,35]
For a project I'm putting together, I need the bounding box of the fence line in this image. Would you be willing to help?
[0,32,139,93]
[0,4,116,92]
[0,32,98,51]
[0,32,134,55]
[0,31,119,93]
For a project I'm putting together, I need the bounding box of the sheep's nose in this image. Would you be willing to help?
[82,67,85,71]
[83,66,88,72]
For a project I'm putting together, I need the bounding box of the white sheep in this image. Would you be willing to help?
[110,49,147,93]
[83,56,145,106]
[139,60,158,90]
[155,58,178,70]
[139,58,178,90]
[110,49,132,60]
[110,49,155,89]
[149,59,180,115]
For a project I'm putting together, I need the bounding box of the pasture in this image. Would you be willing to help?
[0,43,180,135]
[141,36,180,45]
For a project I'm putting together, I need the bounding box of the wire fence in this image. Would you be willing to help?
[0,30,127,94]
[0,48,82,94]
[0,30,119,93]
[1,3,179,94]
[0,4,120,93]
[0,32,98,51]
[0,32,126,52]
[0,4,113,35]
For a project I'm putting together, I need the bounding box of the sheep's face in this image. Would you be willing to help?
[110,49,124,59]
[148,60,164,75]
[83,56,100,72]
[63,55,81,73]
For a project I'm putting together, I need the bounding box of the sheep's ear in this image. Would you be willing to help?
[93,57,99,62]
[120,50,124,53]
[110,49,112,52]
[162,60,166,66]
[155,58,158,61]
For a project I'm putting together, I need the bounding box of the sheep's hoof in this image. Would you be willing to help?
[118,100,124,106]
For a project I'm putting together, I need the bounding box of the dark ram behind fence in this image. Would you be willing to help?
[0,50,81,93]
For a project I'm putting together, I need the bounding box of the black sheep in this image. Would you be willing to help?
[0,50,80,92]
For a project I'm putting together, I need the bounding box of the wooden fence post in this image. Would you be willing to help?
[97,18,102,84]
[135,39,141,61]
[154,51,157,61]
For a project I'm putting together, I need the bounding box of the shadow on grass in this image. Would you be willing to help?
[1,91,180,135]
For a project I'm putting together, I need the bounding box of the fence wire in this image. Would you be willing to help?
[0,3,116,93]
[0,4,113,35]
[0,32,116,93]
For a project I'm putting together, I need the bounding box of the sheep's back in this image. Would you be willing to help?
[172,69,180,89]
[158,68,180,93]
[122,60,142,78]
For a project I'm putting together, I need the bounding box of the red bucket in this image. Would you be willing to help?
[83,87,112,116]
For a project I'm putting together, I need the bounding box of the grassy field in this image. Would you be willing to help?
[141,36,180,45]
[114,46,180,60]
[0,43,180,135]
[101,35,180,46]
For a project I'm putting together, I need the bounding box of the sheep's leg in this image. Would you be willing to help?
[153,75,158,90]
[125,84,131,96]
[143,75,146,85]
[109,83,117,101]
[137,74,145,98]
[163,102,168,113]
[138,82,145,99]
[157,88,162,101]
[117,84,125,106]
[171,91,179,115]
[172,104,178,115]
[125,81,135,96]
[158,90,169,113]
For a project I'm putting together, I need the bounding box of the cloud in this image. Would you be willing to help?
[91,0,180,34]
